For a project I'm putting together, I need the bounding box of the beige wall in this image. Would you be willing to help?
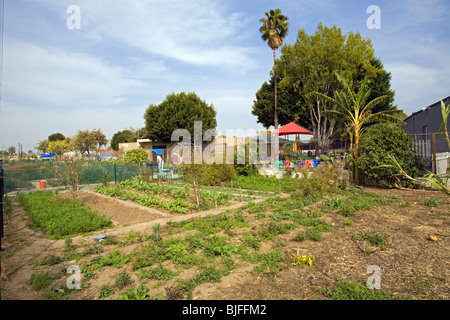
[119,137,250,163]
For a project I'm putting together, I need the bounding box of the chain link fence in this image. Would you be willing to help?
[1,161,181,195]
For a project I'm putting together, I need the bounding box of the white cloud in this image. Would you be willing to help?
[387,62,450,114]
[34,0,258,72]
[2,39,145,107]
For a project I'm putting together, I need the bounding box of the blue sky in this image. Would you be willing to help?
[0,0,449,152]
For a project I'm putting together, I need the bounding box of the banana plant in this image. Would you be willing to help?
[439,100,450,151]
[381,155,449,195]
[315,72,405,184]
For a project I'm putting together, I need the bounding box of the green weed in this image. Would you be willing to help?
[352,231,389,248]
[27,272,56,291]
[98,284,116,299]
[316,277,401,300]
[420,197,441,207]
[115,270,133,289]
[137,264,178,281]
[251,251,286,277]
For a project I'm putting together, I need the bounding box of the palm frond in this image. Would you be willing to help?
[360,94,389,115]
[364,111,406,126]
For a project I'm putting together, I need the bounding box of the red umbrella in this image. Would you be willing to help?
[271,122,313,136]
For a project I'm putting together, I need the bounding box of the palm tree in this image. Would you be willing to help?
[259,8,289,130]
[316,72,405,184]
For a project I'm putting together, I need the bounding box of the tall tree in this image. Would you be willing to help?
[279,23,380,155]
[144,92,217,143]
[251,74,308,129]
[48,139,71,160]
[71,129,106,157]
[48,133,66,142]
[252,58,398,132]
[91,128,108,151]
[35,140,49,154]
[259,8,289,130]
[316,73,405,184]
[110,129,134,151]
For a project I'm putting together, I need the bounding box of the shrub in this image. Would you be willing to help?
[201,163,236,186]
[359,123,426,188]
[124,149,149,163]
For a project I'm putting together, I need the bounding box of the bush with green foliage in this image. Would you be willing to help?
[201,163,236,186]
[359,123,426,188]
[144,92,217,143]
[124,149,149,163]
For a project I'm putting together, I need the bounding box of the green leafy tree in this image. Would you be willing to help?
[71,129,107,157]
[316,73,405,184]
[278,23,381,154]
[259,8,289,130]
[124,149,149,163]
[252,75,309,129]
[253,57,399,133]
[91,128,108,151]
[355,58,397,115]
[48,140,71,160]
[358,123,426,188]
[36,140,49,154]
[71,130,96,157]
[48,133,66,142]
[7,146,16,155]
[110,130,134,151]
[144,92,217,143]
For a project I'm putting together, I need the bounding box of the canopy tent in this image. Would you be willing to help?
[271,122,313,136]
[40,154,56,159]
[151,149,163,156]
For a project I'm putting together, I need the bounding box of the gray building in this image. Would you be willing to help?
[403,96,450,175]
[404,96,450,137]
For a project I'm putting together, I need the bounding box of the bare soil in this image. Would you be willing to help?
[1,187,448,300]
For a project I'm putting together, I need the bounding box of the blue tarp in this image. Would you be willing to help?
[40,154,56,159]
[151,149,163,156]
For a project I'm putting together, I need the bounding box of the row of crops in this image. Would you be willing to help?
[94,177,234,214]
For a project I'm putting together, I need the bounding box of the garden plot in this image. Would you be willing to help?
[93,178,240,215]
[1,183,448,301]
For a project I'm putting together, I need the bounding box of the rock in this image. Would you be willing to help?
[430,235,438,242]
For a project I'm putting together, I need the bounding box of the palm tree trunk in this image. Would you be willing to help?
[273,49,279,130]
